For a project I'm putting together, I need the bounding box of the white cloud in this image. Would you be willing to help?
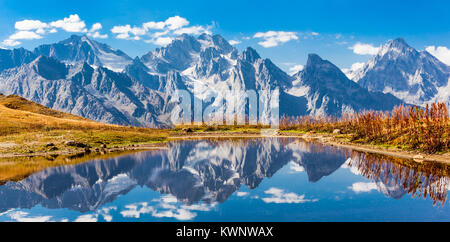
[111,25,132,39]
[121,202,155,218]
[236,191,249,197]
[74,214,98,222]
[2,14,108,46]
[111,24,146,40]
[74,206,116,222]
[165,16,190,30]
[288,65,304,75]
[50,14,87,32]
[173,25,210,35]
[289,162,305,172]
[87,23,108,39]
[229,40,241,45]
[349,42,380,55]
[9,31,42,40]
[89,23,102,32]
[253,31,298,48]
[426,46,450,66]
[340,158,362,175]
[152,30,170,38]
[1,39,21,47]
[87,31,108,39]
[15,20,48,31]
[311,32,320,36]
[143,21,166,30]
[342,62,365,80]
[8,211,53,222]
[152,37,174,46]
[262,188,318,204]
[111,16,210,46]
[349,182,378,193]
[121,195,216,221]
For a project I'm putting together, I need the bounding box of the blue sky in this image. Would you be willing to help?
[1,0,449,73]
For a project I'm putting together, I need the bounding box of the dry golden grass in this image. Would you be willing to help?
[0,150,147,185]
[0,94,168,154]
[280,103,450,154]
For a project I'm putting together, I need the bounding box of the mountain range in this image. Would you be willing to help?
[0,138,407,213]
[0,34,448,127]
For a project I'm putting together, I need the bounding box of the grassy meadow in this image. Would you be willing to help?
[0,94,169,155]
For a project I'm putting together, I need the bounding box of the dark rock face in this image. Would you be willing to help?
[0,47,37,72]
[289,54,403,116]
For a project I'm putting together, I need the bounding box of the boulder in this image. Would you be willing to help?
[65,141,88,148]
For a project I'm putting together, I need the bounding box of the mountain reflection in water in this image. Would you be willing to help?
[0,138,449,221]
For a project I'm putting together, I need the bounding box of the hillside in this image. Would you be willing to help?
[0,94,168,155]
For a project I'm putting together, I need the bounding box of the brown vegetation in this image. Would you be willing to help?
[0,94,168,154]
[280,103,450,154]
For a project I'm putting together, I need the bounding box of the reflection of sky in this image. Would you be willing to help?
[1,140,450,222]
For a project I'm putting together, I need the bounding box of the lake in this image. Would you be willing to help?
[0,137,449,222]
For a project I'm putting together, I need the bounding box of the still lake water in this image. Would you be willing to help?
[1,138,450,222]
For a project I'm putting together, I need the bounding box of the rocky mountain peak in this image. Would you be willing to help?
[242,47,261,63]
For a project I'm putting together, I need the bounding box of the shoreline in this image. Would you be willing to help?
[169,132,450,164]
[0,132,449,164]
[0,142,168,159]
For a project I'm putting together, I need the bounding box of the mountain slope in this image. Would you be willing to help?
[0,47,37,72]
[353,38,450,106]
[287,54,403,116]
[34,35,133,71]
[0,55,168,126]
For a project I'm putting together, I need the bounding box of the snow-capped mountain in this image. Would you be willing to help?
[352,38,450,106]
[0,47,37,72]
[0,138,350,212]
[0,138,415,214]
[0,55,164,126]
[0,34,419,127]
[288,54,403,116]
[34,35,133,72]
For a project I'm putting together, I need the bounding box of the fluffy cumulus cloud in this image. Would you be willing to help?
[2,210,69,222]
[229,40,241,45]
[289,162,305,172]
[120,195,216,221]
[342,62,365,80]
[15,20,48,31]
[49,14,87,32]
[74,206,117,222]
[110,16,211,46]
[236,191,249,197]
[288,65,304,75]
[9,31,42,40]
[253,31,298,48]
[349,42,380,55]
[348,182,378,193]
[1,14,108,47]
[426,46,450,66]
[262,188,318,204]
[281,63,304,75]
